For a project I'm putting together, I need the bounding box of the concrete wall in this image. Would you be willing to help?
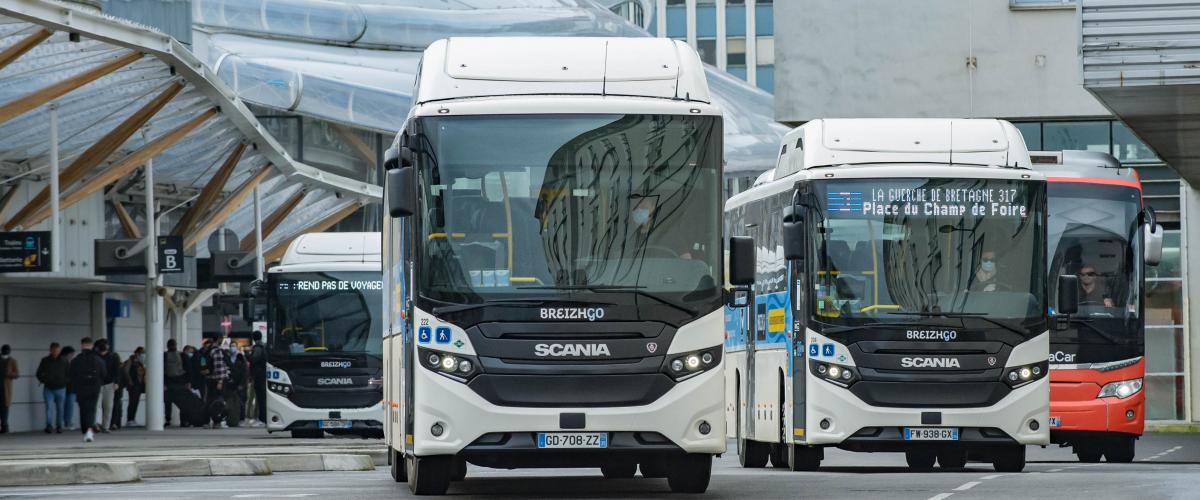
[774,0,1109,123]
[0,287,201,433]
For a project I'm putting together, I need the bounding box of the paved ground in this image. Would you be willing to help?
[2,433,1198,499]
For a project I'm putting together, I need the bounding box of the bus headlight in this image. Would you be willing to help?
[662,347,722,381]
[1097,378,1143,399]
[810,361,856,387]
[419,347,481,382]
[267,381,292,395]
[1002,361,1049,388]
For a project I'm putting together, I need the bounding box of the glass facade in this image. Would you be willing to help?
[1015,119,1187,421]
[663,0,774,93]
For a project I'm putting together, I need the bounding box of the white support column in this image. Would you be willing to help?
[716,0,727,71]
[143,129,165,432]
[48,103,60,273]
[1185,181,1199,423]
[746,0,758,87]
[253,184,264,281]
[685,0,697,48]
[656,0,667,38]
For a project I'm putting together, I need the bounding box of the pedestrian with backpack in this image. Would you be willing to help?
[69,337,106,443]
[123,347,146,427]
[164,339,189,426]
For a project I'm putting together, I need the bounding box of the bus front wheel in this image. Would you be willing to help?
[991,446,1026,472]
[739,439,770,468]
[390,449,407,483]
[408,455,452,495]
[1105,435,1136,463]
[667,454,712,494]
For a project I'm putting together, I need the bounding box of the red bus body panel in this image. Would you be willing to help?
[1049,358,1144,436]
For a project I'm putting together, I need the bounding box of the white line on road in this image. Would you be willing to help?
[979,474,1004,480]
[954,482,981,491]
[928,493,955,500]
[1048,468,1063,473]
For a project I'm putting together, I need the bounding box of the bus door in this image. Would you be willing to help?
[783,189,808,445]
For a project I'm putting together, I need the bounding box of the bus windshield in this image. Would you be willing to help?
[412,114,722,314]
[810,177,1046,334]
[269,271,383,357]
[1047,182,1142,345]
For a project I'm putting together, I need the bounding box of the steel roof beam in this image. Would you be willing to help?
[240,188,305,251]
[0,27,52,72]
[0,50,143,126]
[4,80,185,230]
[184,165,272,248]
[264,201,362,263]
[172,141,245,237]
[21,107,217,229]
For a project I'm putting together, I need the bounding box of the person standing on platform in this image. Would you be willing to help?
[60,347,76,430]
[35,342,68,434]
[69,337,106,443]
[0,345,18,433]
[93,339,121,433]
[123,347,146,427]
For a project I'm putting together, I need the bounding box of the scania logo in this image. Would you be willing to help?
[900,357,962,368]
[539,307,606,321]
[533,343,612,357]
[320,361,352,368]
[906,330,958,342]
[646,342,658,354]
[316,377,354,386]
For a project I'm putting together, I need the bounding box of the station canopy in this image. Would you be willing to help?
[190,0,788,174]
[0,0,380,278]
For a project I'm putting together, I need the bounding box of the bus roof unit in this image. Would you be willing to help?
[777,119,1032,176]
[280,232,382,267]
[1030,150,1138,185]
[414,37,711,104]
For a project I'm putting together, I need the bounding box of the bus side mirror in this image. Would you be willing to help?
[1057,274,1079,316]
[1145,223,1164,267]
[729,236,755,288]
[782,205,805,261]
[387,167,415,218]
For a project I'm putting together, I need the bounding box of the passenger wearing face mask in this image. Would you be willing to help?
[969,250,1009,293]
[122,347,146,427]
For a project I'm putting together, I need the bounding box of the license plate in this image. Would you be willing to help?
[537,432,608,449]
[903,427,959,441]
[319,419,352,429]
[1049,417,1062,428]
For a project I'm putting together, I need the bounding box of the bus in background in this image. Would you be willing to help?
[1032,150,1163,462]
[264,232,384,439]
[381,37,747,495]
[727,119,1052,473]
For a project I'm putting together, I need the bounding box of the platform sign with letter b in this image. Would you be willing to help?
[157,236,184,274]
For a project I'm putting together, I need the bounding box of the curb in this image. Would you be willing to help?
[0,461,140,487]
[245,454,375,472]
[1146,424,1200,433]
[138,457,272,478]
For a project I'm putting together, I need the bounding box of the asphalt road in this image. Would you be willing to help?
[3,433,1199,499]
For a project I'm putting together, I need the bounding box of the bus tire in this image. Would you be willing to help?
[639,459,669,478]
[739,439,770,468]
[1105,436,1136,463]
[937,450,967,470]
[769,443,788,468]
[451,457,468,481]
[991,446,1026,473]
[408,455,452,495]
[905,451,936,471]
[600,461,637,479]
[667,454,712,494]
[1076,445,1103,463]
[390,449,408,483]
[789,445,822,472]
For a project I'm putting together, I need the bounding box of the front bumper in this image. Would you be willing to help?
[1049,391,1144,439]
[411,359,726,457]
[804,375,1049,448]
[266,391,384,432]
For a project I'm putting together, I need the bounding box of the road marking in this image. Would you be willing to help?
[928,493,955,500]
[1048,468,1063,473]
[954,481,980,491]
[232,495,317,498]
[979,474,1004,480]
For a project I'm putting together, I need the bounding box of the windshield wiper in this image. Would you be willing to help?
[885,311,1029,336]
[1062,317,1126,345]
[518,285,698,316]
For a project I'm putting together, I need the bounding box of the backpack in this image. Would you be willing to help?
[165,351,185,378]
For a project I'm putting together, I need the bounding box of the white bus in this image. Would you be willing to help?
[380,37,746,495]
[264,232,384,438]
[726,119,1052,473]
